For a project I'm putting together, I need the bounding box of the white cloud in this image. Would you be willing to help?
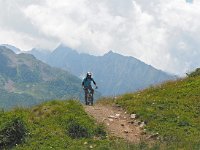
[0,0,200,75]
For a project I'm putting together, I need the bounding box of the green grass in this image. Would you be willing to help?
[0,100,105,149]
[0,100,158,150]
[111,75,200,149]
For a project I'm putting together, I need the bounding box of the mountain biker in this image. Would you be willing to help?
[82,72,97,105]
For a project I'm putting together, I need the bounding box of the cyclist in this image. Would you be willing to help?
[82,72,97,105]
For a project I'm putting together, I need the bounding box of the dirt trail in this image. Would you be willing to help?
[84,104,148,143]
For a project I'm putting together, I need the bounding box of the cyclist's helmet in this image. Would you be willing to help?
[86,72,92,78]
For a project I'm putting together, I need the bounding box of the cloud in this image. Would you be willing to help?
[0,0,200,75]
[0,0,58,50]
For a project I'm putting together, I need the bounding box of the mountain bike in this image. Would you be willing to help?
[86,89,93,106]
[84,86,97,106]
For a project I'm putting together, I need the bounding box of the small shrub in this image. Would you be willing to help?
[178,121,190,127]
[94,125,107,138]
[67,119,89,139]
[0,118,27,149]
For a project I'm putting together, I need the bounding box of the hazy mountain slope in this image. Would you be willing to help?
[0,46,84,109]
[26,48,51,63]
[44,45,175,96]
[0,44,21,54]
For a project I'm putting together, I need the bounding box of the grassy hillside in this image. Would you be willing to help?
[112,70,200,149]
[0,46,88,109]
[0,100,153,150]
[0,100,103,149]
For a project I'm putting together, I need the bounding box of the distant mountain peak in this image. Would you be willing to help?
[54,44,75,54]
[104,50,124,58]
[0,44,21,54]
[104,50,116,56]
[108,50,114,54]
[56,43,66,49]
[56,43,73,50]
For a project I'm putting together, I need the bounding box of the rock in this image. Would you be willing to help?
[107,123,110,126]
[130,114,137,119]
[89,145,93,149]
[124,130,129,133]
[108,115,117,119]
[141,131,146,135]
[102,118,106,122]
[111,131,115,134]
[115,114,120,117]
[137,121,142,125]
[111,130,115,132]
[148,133,159,139]
[121,123,125,126]
[133,121,138,126]
[116,104,121,107]
[109,118,114,122]
[128,121,134,124]
[84,142,88,145]
[139,122,145,128]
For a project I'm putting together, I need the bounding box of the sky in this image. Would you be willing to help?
[0,0,199,76]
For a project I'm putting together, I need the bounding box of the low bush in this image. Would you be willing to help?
[0,118,27,149]
[93,124,107,138]
[67,119,89,139]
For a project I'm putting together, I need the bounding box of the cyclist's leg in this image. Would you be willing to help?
[84,88,88,105]
[89,86,94,105]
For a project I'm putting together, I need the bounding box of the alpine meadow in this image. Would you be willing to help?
[1,0,200,150]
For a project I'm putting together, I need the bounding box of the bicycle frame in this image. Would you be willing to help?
[85,88,93,106]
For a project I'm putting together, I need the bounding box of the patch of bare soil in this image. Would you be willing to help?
[4,80,15,92]
[84,104,150,143]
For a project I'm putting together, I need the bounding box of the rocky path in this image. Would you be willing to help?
[84,104,148,143]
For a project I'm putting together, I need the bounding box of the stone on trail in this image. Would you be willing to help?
[124,130,129,133]
[109,118,114,122]
[108,115,117,119]
[148,133,159,139]
[139,122,146,128]
[128,121,134,124]
[131,114,137,119]
[115,114,120,117]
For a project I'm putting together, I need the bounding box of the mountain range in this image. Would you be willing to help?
[1,44,21,54]
[0,46,85,109]
[27,44,176,96]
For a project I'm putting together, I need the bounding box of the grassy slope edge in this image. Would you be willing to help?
[0,100,155,150]
[111,74,200,149]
